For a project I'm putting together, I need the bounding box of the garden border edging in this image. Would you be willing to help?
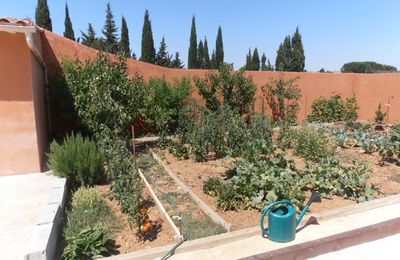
[24,172,67,260]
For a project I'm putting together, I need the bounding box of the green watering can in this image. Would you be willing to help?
[260,192,321,243]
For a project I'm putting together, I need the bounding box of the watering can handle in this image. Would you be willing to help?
[260,200,294,238]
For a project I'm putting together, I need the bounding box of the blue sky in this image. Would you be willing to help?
[2,0,400,71]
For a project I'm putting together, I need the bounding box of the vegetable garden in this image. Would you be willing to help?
[49,53,400,258]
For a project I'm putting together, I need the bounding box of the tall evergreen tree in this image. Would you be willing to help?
[198,40,205,68]
[215,26,224,69]
[211,50,216,69]
[120,16,131,58]
[203,37,211,69]
[102,2,118,54]
[252,48,260,71]
[81,23,102,50]
[267,59,273,71]
[35,0,52,31]
[245,49,252,70]
[63,3,75,40]
[171,52,184,68]
[275,36,292,71]
[261,53,267,71]
[188,16,198,69]
[155,37,171,67]
[140,9,156,63]
[291,26,305,71]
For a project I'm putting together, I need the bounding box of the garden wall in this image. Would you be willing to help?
[0,31,46,175]
[42,30,400,124]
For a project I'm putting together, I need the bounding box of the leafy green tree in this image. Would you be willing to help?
[155,37,172,67]
[140,10,156,63]
[102,3,118,54]
[81,23,102,50]
[35,0,52,31]
[215,26,224,69]
[341,61,397,73]
[120,16,131,58]
[261,53,267,71]
[64,3,75,40]
[198,40,205,68]
[171,52,184,68]
[291,26,305,71]
[245,49,252,70]
[194,64,256,115]
[188,16,198,69]
[203,38,211,69]
[252,48,260,71]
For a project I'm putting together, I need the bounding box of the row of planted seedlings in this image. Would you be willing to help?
[136,144,227,240]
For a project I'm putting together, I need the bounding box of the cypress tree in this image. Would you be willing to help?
[120,16,131,58]
[203,37,211,69]
[291,26,305,71]
[64,3,75,40]
[261,53,267,71]
[275,36,292,71]
[188,16,198,69]
[245,49,252,70]
[155,37,171,67]
[141,9,156,63]
[35,0,52,31]
[211,50,216,69]
[252,48,260,71]
[171,52,184,68]
[267,59,273,71]
[215,26,224,69]
[198,40,205,68]
[102,2,118,54]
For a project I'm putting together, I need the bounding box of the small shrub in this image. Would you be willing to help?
[291,125,336,162]
[47,133,105,189]
[375,103,387,124]
[307,94,359,123]
[168,141,189,160]
[203,177,223,197]
[262,75,302,124]
[63,226,114,260]
[64,187,117,239]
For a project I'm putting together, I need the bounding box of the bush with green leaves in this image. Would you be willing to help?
[307,94,359,123]
[262,75,302,124]
[142,77,192,143]
[378,126,400,165]
[63,54,143,225]
[63,226,114,260]
[168,141,189,160]
[203,177,223,197]
[194,64,256,116]
[47,133,105,189]
[303,157,376,202]
[64,187,118,239]
[63,53,145,136]
[97,129,142,223]
[282,125,336,162]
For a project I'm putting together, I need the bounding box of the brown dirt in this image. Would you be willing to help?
[95,184,176,254]
[157,146,400,231]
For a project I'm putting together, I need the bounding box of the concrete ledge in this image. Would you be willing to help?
[24,174,67,260]
[106,194,400,260]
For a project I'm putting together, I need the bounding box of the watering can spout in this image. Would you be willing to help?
[296,192,321,226]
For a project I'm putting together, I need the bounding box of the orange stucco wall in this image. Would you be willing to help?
[42,30,400,124]
[0,31,46,175]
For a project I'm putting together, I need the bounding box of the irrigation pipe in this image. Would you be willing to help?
[138,168,182,240]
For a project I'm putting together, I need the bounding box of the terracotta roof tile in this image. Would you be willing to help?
[0,17,41,30]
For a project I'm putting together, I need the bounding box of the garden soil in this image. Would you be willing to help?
[159,147,400,231]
